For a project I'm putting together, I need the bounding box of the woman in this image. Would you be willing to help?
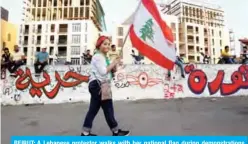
[81,36,130,136]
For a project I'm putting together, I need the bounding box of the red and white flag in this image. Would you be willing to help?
[129,0,176,70]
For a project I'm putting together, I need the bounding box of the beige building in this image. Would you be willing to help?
[112,10,179,64]
[19,0,106,65]
[162,0,230,63]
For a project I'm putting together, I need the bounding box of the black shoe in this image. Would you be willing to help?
[181,75,185,78]
[80,132,97,136]
[10,74,17,77]
[113,129,130,136]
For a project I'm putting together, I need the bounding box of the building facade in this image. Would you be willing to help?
[19,0,106,65]
[1,7,17,53]
[112,9,179,64]
[162,0,229,63]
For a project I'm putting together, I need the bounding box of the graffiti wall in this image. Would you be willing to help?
[1,64,248,105]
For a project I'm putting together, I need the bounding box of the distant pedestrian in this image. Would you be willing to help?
[83,49,92,64]
[81,36,130,136]
[34,47,49,74]
[108,44,119,62]
[9,45,25,74]
[1,47,13,72]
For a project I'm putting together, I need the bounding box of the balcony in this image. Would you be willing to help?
[188,50,195,55]
[179,49,186,54]
[24,30,29,34]
[187,39,194,45]
[204,42,209,47]
[37,29,42,34]
[187,29,194,35]
[36,40,41,45]
[23,41,28,45]
[57,52,67,57]
[58,40,67,45]
[59,24,68,33]
[59,28,67,33]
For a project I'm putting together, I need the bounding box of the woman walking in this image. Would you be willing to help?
[81,36,130,136]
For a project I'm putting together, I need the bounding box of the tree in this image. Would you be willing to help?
[139,19,155,43]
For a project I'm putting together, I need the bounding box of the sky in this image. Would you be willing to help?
[1,0,248,49]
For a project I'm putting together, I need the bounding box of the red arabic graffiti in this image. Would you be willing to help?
[15,68,89,99]
[126,72,163,89]
[164,84,184,99]
[185,64,248,96]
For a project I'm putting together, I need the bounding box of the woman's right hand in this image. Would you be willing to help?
[113,57,121,65]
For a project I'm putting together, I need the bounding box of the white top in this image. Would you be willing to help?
[89,53,112,83]
[12,51,24,61]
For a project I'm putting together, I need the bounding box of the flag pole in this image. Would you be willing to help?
[119,0,142,59]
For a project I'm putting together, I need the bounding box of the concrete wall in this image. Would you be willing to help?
[1,64,248,105]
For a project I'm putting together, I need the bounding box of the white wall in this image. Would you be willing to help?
[1,64,247,105]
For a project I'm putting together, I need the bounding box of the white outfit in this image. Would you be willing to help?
[12,51,24,61]
[89,53,111,83]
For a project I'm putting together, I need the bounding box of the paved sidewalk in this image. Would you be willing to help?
[2,97,248,143]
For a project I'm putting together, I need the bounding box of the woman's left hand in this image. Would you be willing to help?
[112,66,117,73]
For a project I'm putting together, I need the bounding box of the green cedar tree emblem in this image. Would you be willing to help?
[139,19,155,43]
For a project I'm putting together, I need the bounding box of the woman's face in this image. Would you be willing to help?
[99,39,110,54]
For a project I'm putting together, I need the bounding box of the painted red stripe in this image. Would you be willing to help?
[142,0,174,44]
[130,25,175,70]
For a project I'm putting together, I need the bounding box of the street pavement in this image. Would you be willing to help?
[2,96,248,143]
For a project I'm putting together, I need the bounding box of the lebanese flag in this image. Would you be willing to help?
[129,0,176,70]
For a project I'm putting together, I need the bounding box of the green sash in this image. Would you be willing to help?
[95,51,113,79]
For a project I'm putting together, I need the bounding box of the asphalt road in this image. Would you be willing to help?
[2,97,248,143]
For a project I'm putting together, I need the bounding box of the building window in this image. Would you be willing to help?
[20,25,22,33]
[84,34,87,43]
[72,23,81,32]
[45,35,48,43]
[71,58,80,65]
[23,47,28,56]
[212,30,214,36]
[71,46,80,55]
[213,48,215,55]
[72,35,81,44]
[220,40,222,47]
[197,56,200,61]
[118,27,123,36]
[7,33,11,41]
[171,23,176,31]
[85,23,88,32]
[19,36,22,44]
[212,39,214,45]
[117,38,123,47]
[32,36,35,44]
[219,31,222,37]
[3,42,6,48]
[84,45,87,52]
[32,24,35,33]
[46,24,49,32]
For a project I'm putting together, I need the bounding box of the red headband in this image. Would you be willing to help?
[96,36,109,49]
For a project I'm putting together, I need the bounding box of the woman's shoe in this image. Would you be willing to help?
[113,129,130,136]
